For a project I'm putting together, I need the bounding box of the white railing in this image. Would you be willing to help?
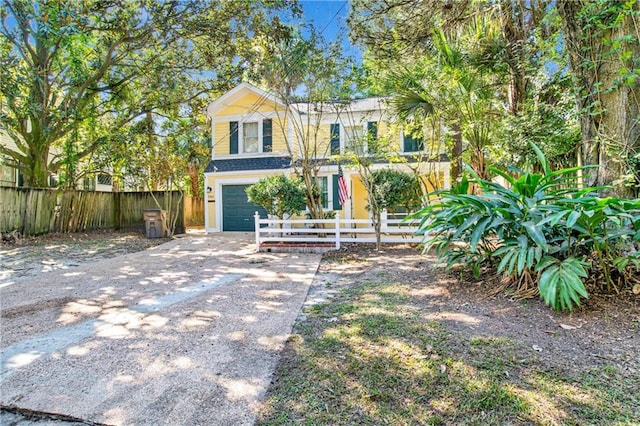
[254,210,422,251]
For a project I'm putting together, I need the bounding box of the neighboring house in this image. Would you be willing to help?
[203,82,450,232]
[0,130,113,191]
[0,130,20,187]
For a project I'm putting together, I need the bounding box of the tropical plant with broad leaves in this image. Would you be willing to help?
[414,142,640,311]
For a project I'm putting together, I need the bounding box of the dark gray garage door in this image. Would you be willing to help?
[222,185,268,231]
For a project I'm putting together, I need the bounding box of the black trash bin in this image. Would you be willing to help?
[143,209,167,238]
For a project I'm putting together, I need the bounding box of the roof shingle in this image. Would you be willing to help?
[204,156,292,173]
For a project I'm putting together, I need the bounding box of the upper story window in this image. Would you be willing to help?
[403,130,424,152]
[344,125,364,152]
[330,121,378,155]
[243,122,259,153]
[230,119,272,154]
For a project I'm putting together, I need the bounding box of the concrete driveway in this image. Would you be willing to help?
[0,233,322,425]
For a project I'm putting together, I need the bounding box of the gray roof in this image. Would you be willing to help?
[292,97,390,115]
[204,156,292,173]
[294,153,450,167]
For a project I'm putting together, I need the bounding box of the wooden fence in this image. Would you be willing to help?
[254,210,421,251]
[0,187,186,236]
[184,196,204,227]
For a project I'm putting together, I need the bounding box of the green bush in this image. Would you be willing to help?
[414,143,640,312]
[246,175,307,219]
[369,168,422,213]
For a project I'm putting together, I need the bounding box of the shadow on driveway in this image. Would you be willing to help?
[1,233,322,425]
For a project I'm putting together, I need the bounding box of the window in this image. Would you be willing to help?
[344,125,364,153]
[97,173,112,185]
[330,124,340,155]
[403,131,424,152]
[229,120,272,154]
[367,121,378,152]
[317,176,328,209]
[303,176,329,210]
[242,122,259,153]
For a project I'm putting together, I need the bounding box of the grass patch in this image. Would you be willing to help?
[258,278,639,425]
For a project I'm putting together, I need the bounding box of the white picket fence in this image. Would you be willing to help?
[254,210,422,251]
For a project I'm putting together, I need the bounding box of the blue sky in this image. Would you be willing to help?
[299,0,362,61]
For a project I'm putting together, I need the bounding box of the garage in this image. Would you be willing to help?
[221,185,268,231]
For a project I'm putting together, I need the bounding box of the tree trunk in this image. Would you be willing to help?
[187,161,200,196]
[23,139,50,188]
[451,123,463,181]
[596,7,640,195]
[500,0,528,116]
[557,0,598,185]
[373,213,382,251]
[146,111,158,191]
[557,0,640,194]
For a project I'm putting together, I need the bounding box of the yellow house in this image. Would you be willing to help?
[203,82,450,232]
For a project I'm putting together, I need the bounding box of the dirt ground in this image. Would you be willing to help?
[3,234,639,379]
[309,245,640,380]
[0,231,168,282]
[2,234,639,424]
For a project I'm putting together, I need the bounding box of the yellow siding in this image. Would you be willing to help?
[314,125,332,157]
[270,117,289,152]
[205,175,217,227]
[217,92,283,116]
[214,116,289,156]
[352,176,369,220]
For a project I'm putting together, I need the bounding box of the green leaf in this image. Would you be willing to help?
[469,216,492,252]
[566,210,582,228]
[497,250,514,274]
[537,257,588,311]
[529,141,550,175]
[522,221,548,251]
[488,166,516,187]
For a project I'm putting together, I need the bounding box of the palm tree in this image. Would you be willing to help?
[391,28,500,182]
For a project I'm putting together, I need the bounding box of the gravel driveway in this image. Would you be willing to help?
[0,233,322,425]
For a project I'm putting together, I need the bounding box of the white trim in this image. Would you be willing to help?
[211,111,280,123]
[206,83,286,118]
[340,122,368,155]
[239,120,262,154]
[211,119,215,160]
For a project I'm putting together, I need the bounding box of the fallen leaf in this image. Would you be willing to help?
[633,284,640,295]
[439,364,447,374]
[560,323,578,330]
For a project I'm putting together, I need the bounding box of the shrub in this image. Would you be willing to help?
[414,143,640,311]
[246,175,307,220]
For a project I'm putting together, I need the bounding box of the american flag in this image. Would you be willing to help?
[337,164,349,206]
